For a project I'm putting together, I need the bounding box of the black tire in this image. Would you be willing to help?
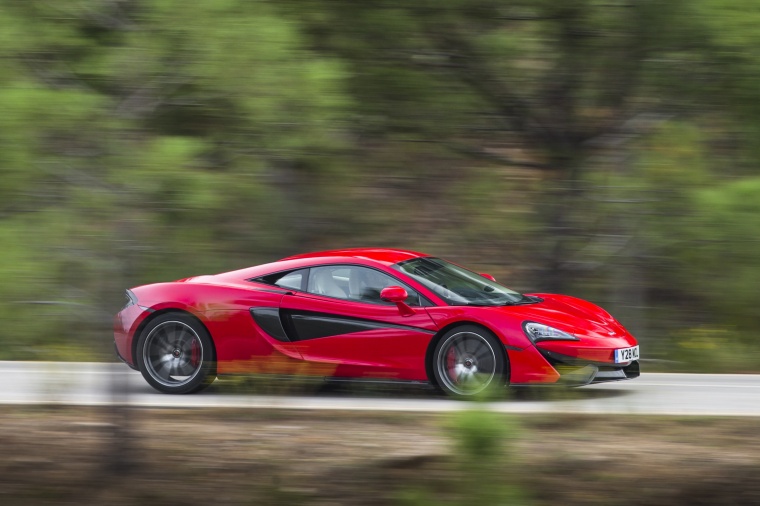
[431,325,507,398]
[136,312,216,394]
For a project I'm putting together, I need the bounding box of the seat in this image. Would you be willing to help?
[312,269,346,298]
[348,268,384,303]
[348,268,366,300]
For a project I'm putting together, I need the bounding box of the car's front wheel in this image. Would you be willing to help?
[136,313,216,394]
[432,325,507,397]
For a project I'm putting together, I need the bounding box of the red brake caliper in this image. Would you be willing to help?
[190,339,200,368]
[446,348,458,382]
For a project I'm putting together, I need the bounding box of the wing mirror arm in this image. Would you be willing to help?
[394,301,415,317]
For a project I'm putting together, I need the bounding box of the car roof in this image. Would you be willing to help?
[212,248,429,283]
[280,248,428,265]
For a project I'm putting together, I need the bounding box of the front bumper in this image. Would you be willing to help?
[538,348,640,385]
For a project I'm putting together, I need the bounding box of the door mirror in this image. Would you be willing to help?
[380,286,414,317]
[380,286,408,303]
[480,273,496,282]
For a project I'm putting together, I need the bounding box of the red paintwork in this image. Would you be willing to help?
[379,285,408,303]
[113,248,639,385]
[508,346,562,384]
[281,292,438,380]
[282,248,427,265]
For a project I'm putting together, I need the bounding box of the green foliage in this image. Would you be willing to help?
[0,0,354,357]
[448,409,516,461]
[400,409,528,505]
[679,178,760,327]
[671,326,760,373]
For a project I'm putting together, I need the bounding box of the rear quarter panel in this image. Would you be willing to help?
[130,282,304,374]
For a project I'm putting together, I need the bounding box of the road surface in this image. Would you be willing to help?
[1,361,759,416]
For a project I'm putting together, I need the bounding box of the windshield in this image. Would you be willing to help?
[392,257,530,306]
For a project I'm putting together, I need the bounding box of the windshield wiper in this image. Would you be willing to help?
[461,296,539,307]
[504,296,541,306]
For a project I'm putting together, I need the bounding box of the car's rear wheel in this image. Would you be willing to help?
[136,313,216,394]
[432,325,507,397]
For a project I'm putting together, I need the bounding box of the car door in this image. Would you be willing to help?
[278,264,439,381]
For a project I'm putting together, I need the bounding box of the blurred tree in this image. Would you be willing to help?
[0,0,354,359]
[292,0,707,292]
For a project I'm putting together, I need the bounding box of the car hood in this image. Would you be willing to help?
[496,293,628,338]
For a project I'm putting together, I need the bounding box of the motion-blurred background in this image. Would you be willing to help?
[1,0,759,372]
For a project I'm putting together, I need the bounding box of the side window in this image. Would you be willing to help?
[307,266,350,299]
[307,265,423,306]
[258,268,308,291]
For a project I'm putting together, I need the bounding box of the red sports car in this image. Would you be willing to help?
[114,248,639,396]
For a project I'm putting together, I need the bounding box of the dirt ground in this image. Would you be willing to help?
[1,405,759,505]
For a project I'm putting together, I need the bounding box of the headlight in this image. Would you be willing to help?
[522,321,579,343]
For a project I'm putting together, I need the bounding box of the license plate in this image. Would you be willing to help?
[614,345,639,363]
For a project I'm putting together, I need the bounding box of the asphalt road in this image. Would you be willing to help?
[1,361,759,416]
